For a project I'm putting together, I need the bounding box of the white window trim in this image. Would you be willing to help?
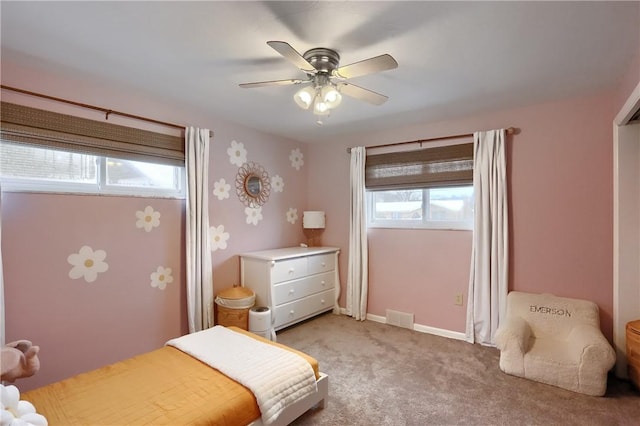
[368,218,473,231]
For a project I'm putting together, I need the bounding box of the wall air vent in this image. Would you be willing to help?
[386,309,414,329]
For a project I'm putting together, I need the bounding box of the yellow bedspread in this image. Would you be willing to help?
[22,327,319,426]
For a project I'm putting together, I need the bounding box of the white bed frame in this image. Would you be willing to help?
[250,372,328,426]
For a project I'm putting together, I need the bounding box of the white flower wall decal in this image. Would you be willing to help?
[227,140,248,166]
[289,148,304,170]
[136,206,160,232]
[245,206,263,226]
[150,266,174,290]
[271,175,284,193]
[68,245,109,283]
[213,178,231,200]
[210,225,230,251]
[286,208,298,224]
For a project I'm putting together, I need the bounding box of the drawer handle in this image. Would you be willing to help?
[321,280,326,286]
[321,299,325,304]
[289,310,295,316]
[288,268,295,274]
[321,262,326,267]
[289,289,295,295]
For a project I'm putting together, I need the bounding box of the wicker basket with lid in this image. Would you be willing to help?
[215,286,255,330]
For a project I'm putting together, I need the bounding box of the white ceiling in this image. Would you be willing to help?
[1,1,639,143]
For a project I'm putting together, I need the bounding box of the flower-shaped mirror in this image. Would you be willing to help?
[235,161,271,207]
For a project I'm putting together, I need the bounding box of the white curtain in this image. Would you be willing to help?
[0,183,4,346]
[466,129,509,346]
[185,127,213,333]
[346,146,368,320]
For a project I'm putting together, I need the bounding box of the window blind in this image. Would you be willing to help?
[0,102,184,166]
[365,143,473,190]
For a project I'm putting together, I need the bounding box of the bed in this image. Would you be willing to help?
[21,326,328,426]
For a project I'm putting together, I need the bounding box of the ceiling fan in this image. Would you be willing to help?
[239,41,398,124]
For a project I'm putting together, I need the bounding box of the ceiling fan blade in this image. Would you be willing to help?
[333,54,398,79]
[239,79,306,88]
[338,82,388,106]
[266,41,316,74]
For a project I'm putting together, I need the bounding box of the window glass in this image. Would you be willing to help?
[0,141,184,198]
[368,186,473,230]
[105,158,179,190]
[427,186,474,222]
[0,142,97,184]
[371,190,423,222]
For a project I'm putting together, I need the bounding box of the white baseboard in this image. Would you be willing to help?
[366,313,386,323]
[364,312,466,341]
[413,323,466,341]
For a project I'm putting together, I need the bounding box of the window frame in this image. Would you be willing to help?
[366,186,474,231]
[0,141,186,198]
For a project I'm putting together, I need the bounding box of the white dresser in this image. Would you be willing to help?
[240,247,340,331]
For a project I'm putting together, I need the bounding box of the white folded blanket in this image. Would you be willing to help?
[166,326,317,425]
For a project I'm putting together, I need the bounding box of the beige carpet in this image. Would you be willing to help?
[276,313,639,426]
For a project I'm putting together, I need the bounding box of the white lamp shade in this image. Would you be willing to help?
[321,85,342,109]
[294,86,315,110]
[303,211,325,229]
[313,100,331,116]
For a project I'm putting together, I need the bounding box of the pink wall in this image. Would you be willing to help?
[1,64,310,390]
[207,125,308,290]
[3,193,187,390]
[368,229,471,331]
[309,91,616,340]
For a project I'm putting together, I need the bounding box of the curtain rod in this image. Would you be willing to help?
[0,85,214,138]
[346,126,518,153]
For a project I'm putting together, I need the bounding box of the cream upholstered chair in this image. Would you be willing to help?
[495,291,615,396]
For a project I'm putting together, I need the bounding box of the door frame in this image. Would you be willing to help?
[613,80,640,378]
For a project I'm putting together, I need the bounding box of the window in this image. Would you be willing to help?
[365,143,474,230]
[0,101,185,198]
[368,186,473,229]
[0,141,184,197]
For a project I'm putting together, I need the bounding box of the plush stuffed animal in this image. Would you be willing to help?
[0,340,40,383]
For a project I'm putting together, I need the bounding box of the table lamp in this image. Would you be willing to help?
[303,211,325,247]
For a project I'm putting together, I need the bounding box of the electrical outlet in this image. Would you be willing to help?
[455,293,464,306]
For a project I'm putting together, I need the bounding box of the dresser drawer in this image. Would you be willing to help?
[273,271,335,305]
[271,257,308,283]
[274,288,335,329]
[308,253,335,275]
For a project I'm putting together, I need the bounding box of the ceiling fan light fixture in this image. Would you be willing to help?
[241,41,397,125]
[295,79,340,120]
[293,86,315,110]
[321,84,342,109]
[313,99,331,115]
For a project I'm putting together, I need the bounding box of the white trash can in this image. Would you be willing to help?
[249,306,276,342]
